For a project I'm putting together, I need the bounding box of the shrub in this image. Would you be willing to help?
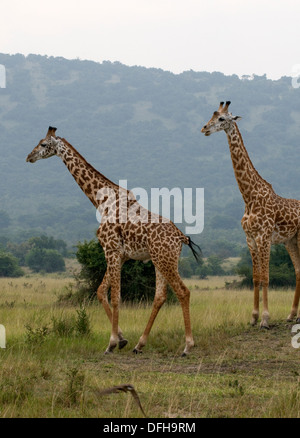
[24,324,49,345]
[51,307,91,337]
[51,314,76,337]
[75,305,91,336]
[0,250,24,277]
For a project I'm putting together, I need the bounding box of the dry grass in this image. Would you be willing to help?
[0,275,299,418]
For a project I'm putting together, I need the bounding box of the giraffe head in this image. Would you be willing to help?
[26,126,60,163]
[201,101,241,136]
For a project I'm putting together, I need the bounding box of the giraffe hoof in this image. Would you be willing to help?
[296,318,300,324]
[133,348,142,354]
[118,339,128,350]
[260,324,270,330]
[181,352,187,357]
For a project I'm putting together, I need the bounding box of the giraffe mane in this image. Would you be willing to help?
[57,137,120,190]
[234,124,274,191]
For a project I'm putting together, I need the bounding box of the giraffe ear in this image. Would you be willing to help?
[50,136,59,146]
[233,116,242,121]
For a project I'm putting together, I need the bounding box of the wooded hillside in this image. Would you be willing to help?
[0,53,299,255]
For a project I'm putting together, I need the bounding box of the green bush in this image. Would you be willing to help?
[51,307,91,337]
[75,305,91,336]
[0,250,24,277]
[51,314,76,337]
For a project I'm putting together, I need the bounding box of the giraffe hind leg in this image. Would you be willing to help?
[133,268,167,354]
[154,262,194,356]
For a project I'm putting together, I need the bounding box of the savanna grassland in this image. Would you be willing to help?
[0,274,299,419]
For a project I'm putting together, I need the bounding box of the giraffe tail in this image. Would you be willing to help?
[186,237,202,263]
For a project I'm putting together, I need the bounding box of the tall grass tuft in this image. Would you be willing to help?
[75,305,91,336]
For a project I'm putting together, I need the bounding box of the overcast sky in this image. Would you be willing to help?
[1,0,300,79]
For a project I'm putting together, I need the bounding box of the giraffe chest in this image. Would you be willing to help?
[241,205,275,236]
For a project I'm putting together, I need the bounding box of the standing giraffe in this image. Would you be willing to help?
[26,127,200,355]
[201,101,300,328]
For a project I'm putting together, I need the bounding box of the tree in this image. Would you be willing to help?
[178,257,193,278]
[25,248,65,273]
[6,240,32,265]
[0,250,24,277]
[205,255,226,276]
[193,255,225,278]
[28,235,68,256]
[178,255,202,278]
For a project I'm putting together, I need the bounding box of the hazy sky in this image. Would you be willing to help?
[1,0,300,79]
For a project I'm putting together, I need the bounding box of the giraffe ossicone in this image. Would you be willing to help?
[202,101,300,328]
[26,127,201,356]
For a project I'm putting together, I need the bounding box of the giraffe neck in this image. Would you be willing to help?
[56,137,119,208]
[225,123,273,205]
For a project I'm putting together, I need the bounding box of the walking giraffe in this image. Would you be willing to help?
[201,101,300,328]
[26,127,200,355]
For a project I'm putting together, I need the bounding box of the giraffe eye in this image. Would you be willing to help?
[219,117,225,122]
[40,143,47,147]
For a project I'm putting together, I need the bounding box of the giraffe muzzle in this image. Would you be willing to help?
[26,154,37,163]
[201,128,211,136]
[201,125,211,136]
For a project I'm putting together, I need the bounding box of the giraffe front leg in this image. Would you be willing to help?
[251,279,260,326]
[257,241,271,329]
[104,252,122,354]
[260,275,270,329]
[246,237,260,326]
[96,270,128,350]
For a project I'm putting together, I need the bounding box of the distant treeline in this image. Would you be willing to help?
[0,234,69,276]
